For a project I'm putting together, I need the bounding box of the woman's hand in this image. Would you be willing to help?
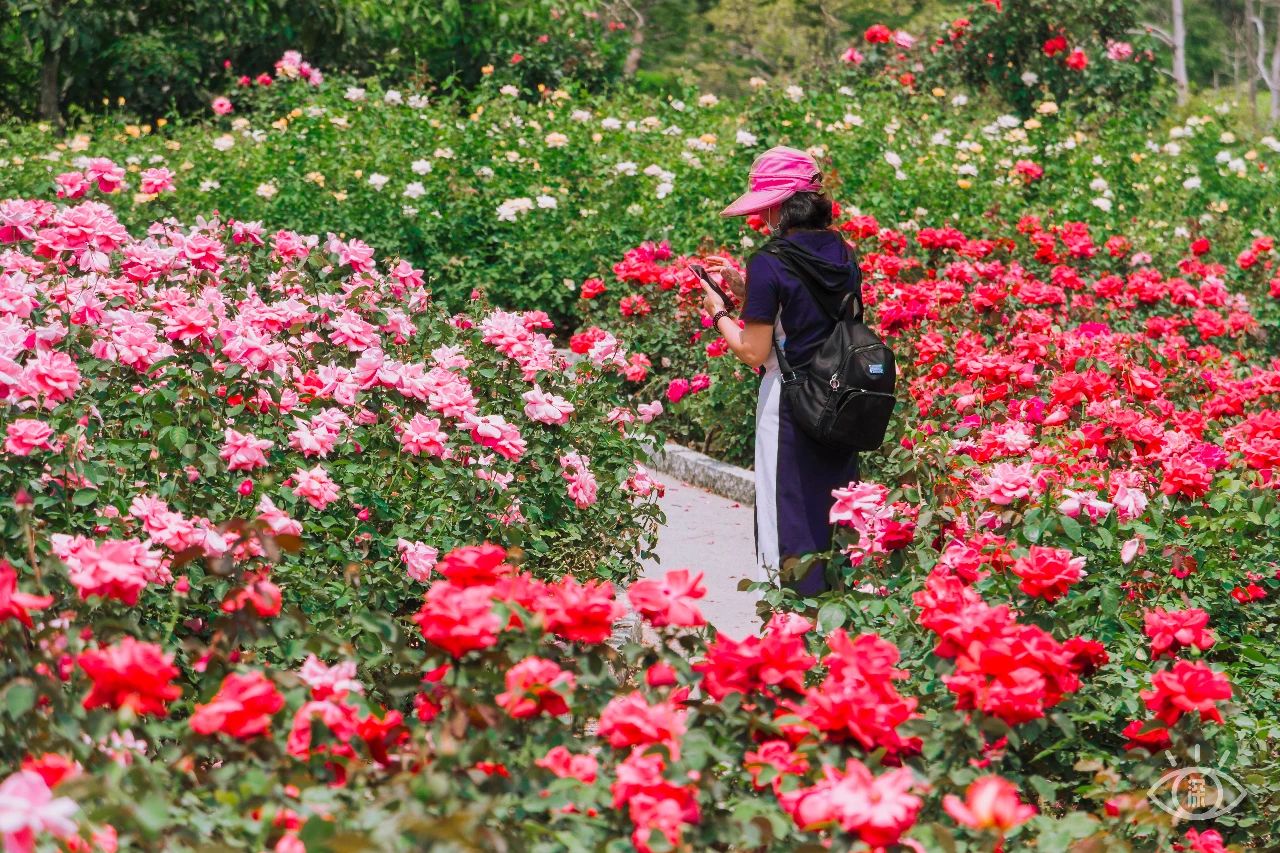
[702,257,746,300]
[700,281,726,316]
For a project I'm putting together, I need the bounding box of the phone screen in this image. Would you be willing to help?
[690,264,736,310]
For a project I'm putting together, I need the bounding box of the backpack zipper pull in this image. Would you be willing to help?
[829,373,840,390]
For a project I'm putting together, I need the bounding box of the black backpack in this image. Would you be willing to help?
[758,239,897,453]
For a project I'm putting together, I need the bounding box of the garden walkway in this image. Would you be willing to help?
[639,471,762,639]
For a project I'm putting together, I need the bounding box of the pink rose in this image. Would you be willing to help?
[139,168,175,194]
[4,419,54,456]
[220,428,273,471]
[291,465,339,510]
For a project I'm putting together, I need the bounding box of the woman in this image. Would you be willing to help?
[699,145,862,596]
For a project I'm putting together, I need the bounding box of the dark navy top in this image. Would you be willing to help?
[740,229,861,367]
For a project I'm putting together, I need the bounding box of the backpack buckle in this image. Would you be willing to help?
[781,371,801,385]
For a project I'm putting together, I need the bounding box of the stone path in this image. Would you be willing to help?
[640,470,762,639]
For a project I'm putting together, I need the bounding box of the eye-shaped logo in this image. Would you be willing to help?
[1146,746,1248,820]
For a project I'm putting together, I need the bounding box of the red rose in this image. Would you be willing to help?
[190,670,285,739]
[436,544,512,587]
[413,581,501,657]
[1011,546,1086,602]
[496,656,576,719]
[79,637,181,716]
[1042,36,1068,56]
[1141,660,1232,725]
[865,24,892,43]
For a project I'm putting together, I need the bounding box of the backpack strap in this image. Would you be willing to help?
[772,336,801,384]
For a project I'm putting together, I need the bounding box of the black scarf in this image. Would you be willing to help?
[757,232,862,319]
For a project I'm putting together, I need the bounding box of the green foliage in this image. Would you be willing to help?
[939,0,1167,118]
[0,0,629,121]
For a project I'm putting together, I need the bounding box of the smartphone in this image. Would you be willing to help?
[689,263,737,311]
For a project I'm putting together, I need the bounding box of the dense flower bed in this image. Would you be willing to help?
[0,185,681,845]
[581,212,1280,845]
[4,182,1279,849]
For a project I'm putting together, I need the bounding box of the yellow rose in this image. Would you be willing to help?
[931,87,946,98]
[957,179,972,190]
[481,65,494,76]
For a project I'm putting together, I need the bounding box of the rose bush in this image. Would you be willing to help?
[576,210,1280,845]
[0,180,669,800]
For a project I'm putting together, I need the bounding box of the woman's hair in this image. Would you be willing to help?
[777,190,833,233]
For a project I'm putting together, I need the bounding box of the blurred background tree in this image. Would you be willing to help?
[2,0,1278,123]
[0,0,623,123]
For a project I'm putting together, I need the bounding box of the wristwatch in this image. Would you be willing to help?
[711,309,733,329]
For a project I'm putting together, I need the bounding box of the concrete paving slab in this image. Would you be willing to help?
[639,470,763,639]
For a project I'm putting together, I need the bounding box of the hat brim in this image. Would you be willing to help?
[720,187,794,218]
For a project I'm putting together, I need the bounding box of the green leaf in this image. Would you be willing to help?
[71,488,98,507]
[2,680,35,719]
[816,601,847,634]
[1028,774,1058,804]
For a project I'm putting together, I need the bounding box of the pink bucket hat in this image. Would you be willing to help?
[720,145,822,217]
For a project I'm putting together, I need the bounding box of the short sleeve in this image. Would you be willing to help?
[740,253,781,324]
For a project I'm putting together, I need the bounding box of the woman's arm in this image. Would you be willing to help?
[700,282,774,369]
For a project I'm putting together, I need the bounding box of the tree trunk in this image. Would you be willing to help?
[1249,0,1261,125]
[624,17,644,76]
[38,37,61,125]
[1233,34,1241,91]
[1271,4,1280,123]
[1171,0,1189,105]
